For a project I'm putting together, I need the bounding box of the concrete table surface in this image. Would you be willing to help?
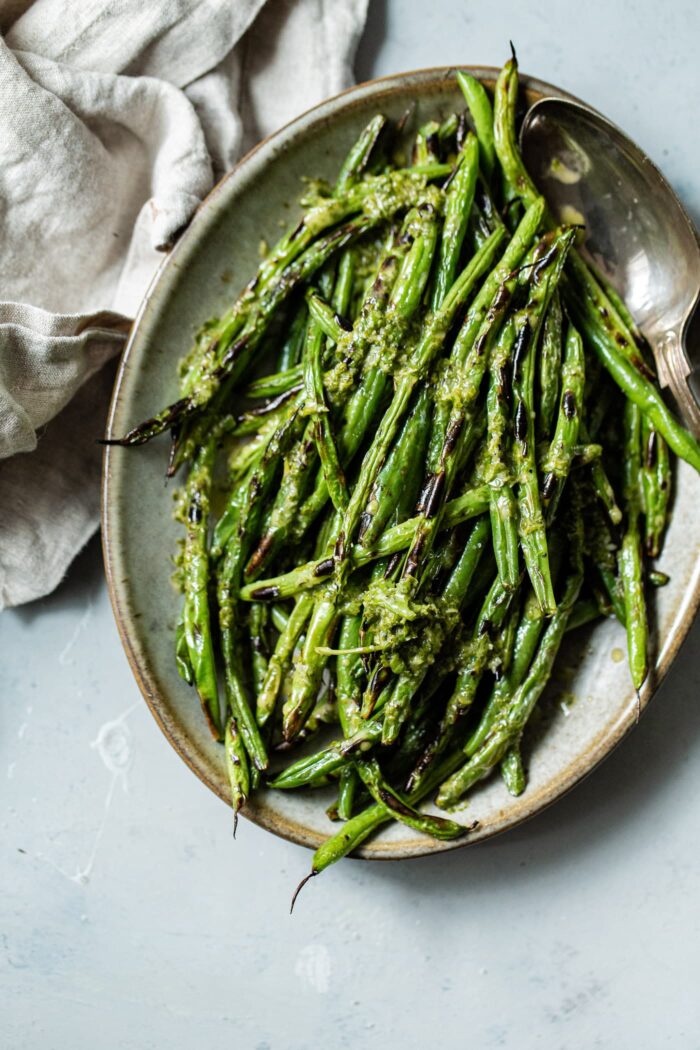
[3,2,700,1047]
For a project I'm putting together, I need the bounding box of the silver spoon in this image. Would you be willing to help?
[520,96,700,436]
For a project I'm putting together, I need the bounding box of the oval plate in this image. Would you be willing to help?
[102,67,700,859]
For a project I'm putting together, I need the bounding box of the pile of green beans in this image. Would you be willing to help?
[111,55,698,887]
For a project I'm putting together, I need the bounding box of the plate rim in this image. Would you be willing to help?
[102,65,700,860]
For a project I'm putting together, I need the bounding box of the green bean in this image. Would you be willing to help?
[566,597,602,632]
[235,407,308,579]
[269,717,384,789]
[283,207,476,740]
[255,593,314,727]
[241,483,492,603]
[175,609,194,686]
[334,614,363,819]
[355,757,467,840]
[438,112,460,151]
[302,319,349,512]
[181,440,220,738]
[245,363,304,399]
[437,502,583,808]
[511,228,576,613]
[494,591,522,679]
[406,574,517,793]
[336,614,363,735]
[590,263,646,347]
[493,50,700,473]
[112,218,378,447]
[335,115,387,194]
[425,198,545,475]
[276,301,308,372]
[249,604,270,697]
[537,291,563,439]
[602,574,626,624]
[413,120,441,164]
[270,605,290,633]
[541,321,585,521]
[117,162,453,450]
[280,204,446,737]
[337,769,358,822]
[402,270,515,589]
[246,241,405,578]
[305,290,348,344]
[340,228,504,553]
[619,401,648,690]
[493,50,541,206]
[456,71,496,181]
[256,164,447,293]
[309,801,390,873]
[500,746,526,796]
[332,249,356,316]
[577,418,623,526]
[641,416,672,558]
[357,386,431,549]
[431,134,479,307]
[465,587,545,756]
[218,570,269,770]
[308,747,477,875]
[381,515,491,744]
[400,213,550,598]
[484,317,519,589]
[568,288,700,472]
[225,716,250,832]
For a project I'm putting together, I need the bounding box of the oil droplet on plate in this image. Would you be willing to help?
[611,647,625,663]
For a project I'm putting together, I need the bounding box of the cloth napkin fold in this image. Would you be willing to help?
[0,0,368,608]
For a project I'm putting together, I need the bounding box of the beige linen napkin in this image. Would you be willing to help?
[0,0,368,606]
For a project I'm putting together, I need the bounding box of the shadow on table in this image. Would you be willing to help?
[12,532,105,625]
[354,614,700,895]
[355,0,387,84]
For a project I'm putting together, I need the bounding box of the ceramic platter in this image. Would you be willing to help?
[102,68,700,859]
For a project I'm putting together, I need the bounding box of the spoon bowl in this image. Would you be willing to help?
[521,96,700,435]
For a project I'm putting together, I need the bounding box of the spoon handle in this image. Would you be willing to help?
[654,326,700,439]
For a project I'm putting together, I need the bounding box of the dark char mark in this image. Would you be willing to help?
[514,400,527,443]
[422,471,446,518]
[313,558,335,578]
[249,585,281,601]
[245,533,275,577]
[532,243,558,283]
[188,497,203,525]
[562,390,576,419]
[646,427,657,469]
[357,511,373,542]
[542,472,557,501]
[512,320,532,379]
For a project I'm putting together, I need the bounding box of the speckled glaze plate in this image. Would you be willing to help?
[102,68,700,859]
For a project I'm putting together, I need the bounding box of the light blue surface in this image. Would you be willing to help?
[3,3,700,1046]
